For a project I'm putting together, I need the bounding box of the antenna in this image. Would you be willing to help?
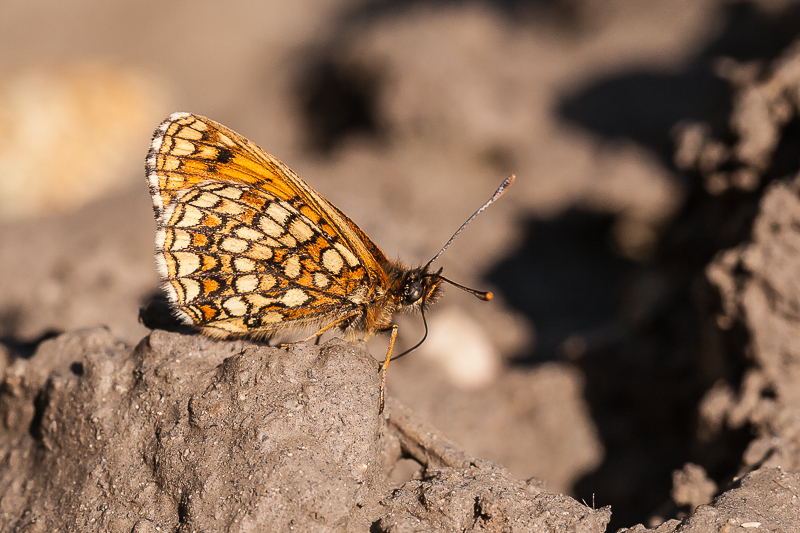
[423,174,515,270]
[439,274,493,301]
[391,174,515,362]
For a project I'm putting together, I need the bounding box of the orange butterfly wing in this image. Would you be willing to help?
[145,112,390,338]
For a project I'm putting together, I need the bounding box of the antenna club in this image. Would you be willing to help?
[482,291,494,301]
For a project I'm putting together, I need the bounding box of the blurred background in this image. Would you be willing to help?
[2,0,799,528]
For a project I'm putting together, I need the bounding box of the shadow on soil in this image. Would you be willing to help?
[489,3,800,527]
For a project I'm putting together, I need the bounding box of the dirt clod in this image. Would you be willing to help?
[0,329,609,532]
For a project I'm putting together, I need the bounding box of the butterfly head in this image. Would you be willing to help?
[387,265,493,362]
[400,267,443,309]
[397,265,492,312]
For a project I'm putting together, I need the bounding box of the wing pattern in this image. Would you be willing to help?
[146,112,390,338]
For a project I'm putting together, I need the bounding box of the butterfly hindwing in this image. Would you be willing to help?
[146,113,389,337]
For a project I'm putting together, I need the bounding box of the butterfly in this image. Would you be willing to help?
[145,112,514,411]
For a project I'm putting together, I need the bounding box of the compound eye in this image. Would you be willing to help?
[404,280,424,303]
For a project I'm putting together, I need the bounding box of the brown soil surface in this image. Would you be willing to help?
[4,0,800,531]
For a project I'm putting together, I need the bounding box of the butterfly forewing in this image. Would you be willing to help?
[146,112,390,338]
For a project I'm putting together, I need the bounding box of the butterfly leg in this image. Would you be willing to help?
[278,310,360,347]
[379,325,399,413]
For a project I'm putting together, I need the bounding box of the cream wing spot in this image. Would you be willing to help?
[259,274,276,291]
[176,125,203,140]
[234,257,256,272]
[162,155,180,171]
[191,118,208,131]
[170,229,191,251]
[289,219,314,242]
[235,226,264,241]
[216,187,244,200]
[246,294,275,308]
[174,205,203,227]
[223,297,248,317]
[314,273,330,288]
[216,199,245,216]
[191,192,220,208]
[173,252,201,276]
[259,216,284,238]
[322,248,344,274]
[218,133,237,148]
[221,237,248,253]
[171,138,196,156]
[235,274,259,293]
[281,288,309,307]
[266,203,290,224]
[334,242,359,267]
[247,243,273,260]
[278,234,296,247]
[283,255,301,278]
[181,279,201,302]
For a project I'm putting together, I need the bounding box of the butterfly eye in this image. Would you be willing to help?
[404,280,424,303]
